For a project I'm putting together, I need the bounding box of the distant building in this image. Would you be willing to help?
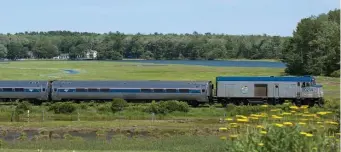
[27,51,35,59]
[85,50,97,59]
[53,53,69,60]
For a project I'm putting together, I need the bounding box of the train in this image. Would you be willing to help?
[0,75,324,107]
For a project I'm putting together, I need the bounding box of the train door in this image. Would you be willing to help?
[273,84,279,99]
[225,84,235,97]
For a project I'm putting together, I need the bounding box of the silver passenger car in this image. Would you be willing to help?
[0,80,49,101]
[51,80,213,104]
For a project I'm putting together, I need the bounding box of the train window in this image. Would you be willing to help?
[202,89,205,93]
[306,83,310,87]
[54,88,57,92]
[179,89,189,93]
[42,88,46,92]
[88,88,98,92]
[100,88,110,92]
[3,88,13,92]
[14,88,24,92]
[76,88,87,92]
[275,85,278,88]
[153,89,164,93]
[141,89,152,93]
[166,89,177,93]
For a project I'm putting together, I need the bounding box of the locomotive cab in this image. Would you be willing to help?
[301,76,324,105]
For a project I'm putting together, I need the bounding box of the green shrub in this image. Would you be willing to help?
[15,101,32,115]
[78,102,89,110]
[330,70,340,77]
[48,102,77,114]
[111,98,128,113]
[97,104,111,113]
[144,100,190,114]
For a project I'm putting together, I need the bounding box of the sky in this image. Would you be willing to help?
[0,0,339,36]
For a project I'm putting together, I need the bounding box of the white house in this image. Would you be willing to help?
[53,53,69,60]
[85,50,97,59]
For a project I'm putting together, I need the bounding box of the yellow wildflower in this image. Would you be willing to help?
[259,113,268,117]
[271,115,283,119]
[219,127,228,131]
[301,105,309,109]
[261,104,268,108]
[230,135,238,138]
[316,111,332,115]
[283,122,294,126]
[220,136,227,140]
[225,118,233,121]
[326,121,338,125]
[237,119,249,122]
[256,125,264,129]
[300,132,307,135]
[229,123,237,125]
[319,125,324,128]
[270,109,281,112]
[282,112,291,115]
[260,131,267,134]
[300,119,308,121]
[305,133,313,137]
[258,143,264,146]
[290,106,299,110]
[274,123,284,128]
[298,122,306,125]
[317,122,322,124]
[290,111,296,113]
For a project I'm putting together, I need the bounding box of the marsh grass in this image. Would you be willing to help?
[3,135,227,152]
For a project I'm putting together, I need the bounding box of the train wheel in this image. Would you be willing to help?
[294,99,302,107]
[189,101,199,107]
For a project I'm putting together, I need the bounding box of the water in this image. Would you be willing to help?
[116,60,286,68]
[64,69,80,74]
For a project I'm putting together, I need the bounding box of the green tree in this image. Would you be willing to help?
[0,44,7,58]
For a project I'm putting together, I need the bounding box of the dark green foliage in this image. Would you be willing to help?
[145,100,190,114]
[48,102,77,114]
[0,31,288,61]
[15,101,32,115]
[330,70,340,77]
[111,98,128,113]
[282,9,340,76]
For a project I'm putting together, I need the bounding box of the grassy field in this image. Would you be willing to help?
[0,61,339,152]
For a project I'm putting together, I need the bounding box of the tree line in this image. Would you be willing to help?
[0,9,339,77]
[0,31,288,61]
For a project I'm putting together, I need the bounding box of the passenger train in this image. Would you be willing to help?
[0,75,324,107]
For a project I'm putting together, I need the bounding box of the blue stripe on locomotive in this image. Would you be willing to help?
[56,88,202,93]
[216,76,314,82]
